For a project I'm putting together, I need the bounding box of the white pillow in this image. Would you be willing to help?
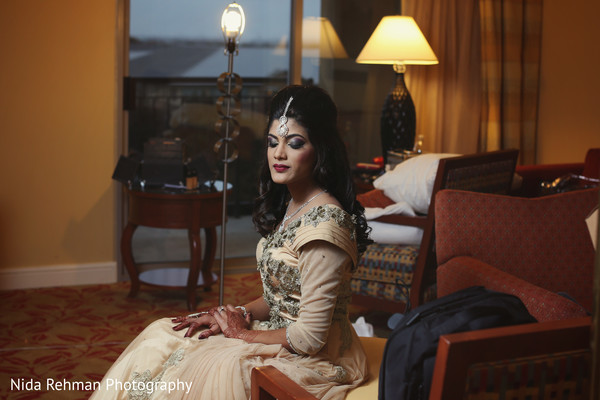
[373,153,460,214]
[368,221,423,245]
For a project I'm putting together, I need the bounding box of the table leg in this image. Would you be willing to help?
[187,229,202,311]
[121,222,140,298]
[203,227,217,290]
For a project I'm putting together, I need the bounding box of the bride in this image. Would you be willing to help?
[91,85,372,400]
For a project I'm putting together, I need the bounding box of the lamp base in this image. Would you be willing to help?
[380,72,416,163]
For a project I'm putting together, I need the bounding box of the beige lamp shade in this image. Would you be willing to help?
[356,16,438,65]
[302,17,348,59]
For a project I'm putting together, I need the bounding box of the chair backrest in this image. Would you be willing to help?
[429,317,592,400]
[410,149,519,306]
[435,149,519,195]
[435,187,598,311]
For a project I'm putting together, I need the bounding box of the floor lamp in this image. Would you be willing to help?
[214,2,245,306]
[356,16,437,164]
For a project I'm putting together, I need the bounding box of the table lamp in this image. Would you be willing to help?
[302,16,348,59]
[356,16,438,162]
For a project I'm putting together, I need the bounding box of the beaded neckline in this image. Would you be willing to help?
[278,190,327,233]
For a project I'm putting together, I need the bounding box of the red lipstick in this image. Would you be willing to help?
[273,164,289,173]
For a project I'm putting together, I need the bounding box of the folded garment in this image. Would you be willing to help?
[364,202,415,220]
[367,221,423,245]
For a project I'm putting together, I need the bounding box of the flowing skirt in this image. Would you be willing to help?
[90,318,366,400]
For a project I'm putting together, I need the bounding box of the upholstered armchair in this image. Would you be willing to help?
[351,150,519,313]
[434,187,598,321]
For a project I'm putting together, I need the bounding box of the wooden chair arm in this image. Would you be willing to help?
[429,317,592,400]
[251,366,318,400]
[373,214,427,228]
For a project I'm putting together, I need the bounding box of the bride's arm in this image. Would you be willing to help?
[241,296,270,321]
[214,241,351,355]
[213,305,292,351]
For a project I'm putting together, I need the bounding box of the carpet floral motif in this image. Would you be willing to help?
[0,273,262,400]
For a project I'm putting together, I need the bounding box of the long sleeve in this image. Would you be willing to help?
[254,204,367,393]
[286,240,352,355]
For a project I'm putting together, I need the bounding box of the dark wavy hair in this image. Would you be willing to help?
[252,85,372,254]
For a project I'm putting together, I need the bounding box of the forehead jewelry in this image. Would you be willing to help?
[277,96,294,138]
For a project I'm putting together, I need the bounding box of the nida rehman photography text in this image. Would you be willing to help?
[10,377,193,395]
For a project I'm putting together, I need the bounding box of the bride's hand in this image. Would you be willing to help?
[211,304,256,342]
[171,307,222,339]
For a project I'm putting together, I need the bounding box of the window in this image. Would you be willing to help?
[126,0,398,258]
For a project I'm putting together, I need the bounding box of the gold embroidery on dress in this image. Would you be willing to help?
[313,365,350,383]
[302,206,356,241]
[335,279,353,356]
[257,205,357,356]
[127,348,185,400]
[333,365,349,383]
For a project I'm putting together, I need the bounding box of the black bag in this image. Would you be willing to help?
[378,286,537,400]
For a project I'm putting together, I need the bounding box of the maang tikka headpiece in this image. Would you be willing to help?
[277,96,294,138]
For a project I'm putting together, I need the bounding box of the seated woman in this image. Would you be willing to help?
[91,85,372,400]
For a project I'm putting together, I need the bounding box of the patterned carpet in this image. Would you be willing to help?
[0,273,263,400]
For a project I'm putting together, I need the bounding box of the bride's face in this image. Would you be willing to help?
[267,118,316,187]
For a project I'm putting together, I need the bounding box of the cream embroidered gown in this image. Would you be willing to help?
[90,205,367,400]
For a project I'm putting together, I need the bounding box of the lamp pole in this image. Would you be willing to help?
[216,2,245,306]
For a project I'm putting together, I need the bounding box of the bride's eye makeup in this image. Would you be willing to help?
[267,136,279,148]
[288,138,305,149]
[267,134,306,150]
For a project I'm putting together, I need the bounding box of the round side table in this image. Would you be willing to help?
[121,188,224,310]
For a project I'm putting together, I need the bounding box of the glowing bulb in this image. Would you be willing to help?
[221,3,245,40]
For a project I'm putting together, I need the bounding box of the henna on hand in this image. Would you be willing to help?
[171,308,222,339]
[223,326,260,342]
[211,304,257,342]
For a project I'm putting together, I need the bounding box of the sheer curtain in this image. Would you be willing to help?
[402,0,482,155]
[479,0,542,164]
[403,0,542,163]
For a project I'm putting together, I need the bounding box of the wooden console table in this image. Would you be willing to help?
[121,188,224,310]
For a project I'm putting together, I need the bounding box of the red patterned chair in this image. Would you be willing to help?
[434,187,598,321]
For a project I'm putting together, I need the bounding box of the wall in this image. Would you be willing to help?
[537,0,600,164]
[0,0,597,288]
[0,1,118,286]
